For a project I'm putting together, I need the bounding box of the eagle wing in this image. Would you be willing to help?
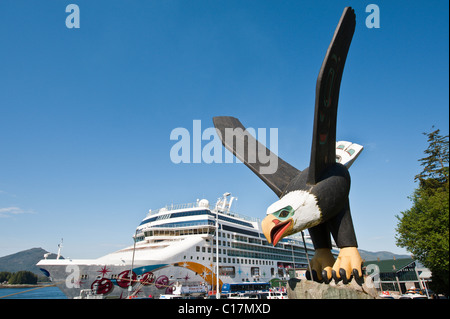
[213,116,300,197]
[307,7,356,185]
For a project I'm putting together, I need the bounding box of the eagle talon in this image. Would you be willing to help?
[332,269,341,283]
[306,270,321,282]
[306,269,330,284]
[331,247,363,285]
[353,268,364,286]
[322,270,331,284]
[340,268,351,284]
[306,248,335,283]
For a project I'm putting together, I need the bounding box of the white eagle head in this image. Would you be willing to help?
[261,190,322,246]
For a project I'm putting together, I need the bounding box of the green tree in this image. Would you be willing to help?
[8,271,38,285]
[0,271,12,283]
[396,128,449,296]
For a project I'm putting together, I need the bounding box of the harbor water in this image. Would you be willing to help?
[0,286,67,299]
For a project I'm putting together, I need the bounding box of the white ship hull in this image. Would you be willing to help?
[39,236,229,298]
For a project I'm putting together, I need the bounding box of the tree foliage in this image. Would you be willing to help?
[414,128,449,190]
[7,271,38,285]
[0,271,12,283]
[396,128,449,296]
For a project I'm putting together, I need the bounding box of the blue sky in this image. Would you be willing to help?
[0,0,448,259]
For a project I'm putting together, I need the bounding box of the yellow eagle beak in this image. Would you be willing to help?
[261,214,293,246]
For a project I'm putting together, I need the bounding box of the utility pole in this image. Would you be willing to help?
[301,231,313,278]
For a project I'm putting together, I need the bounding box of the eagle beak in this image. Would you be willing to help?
[262,214,293,246]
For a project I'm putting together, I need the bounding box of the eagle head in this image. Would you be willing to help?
[261,190,322,246]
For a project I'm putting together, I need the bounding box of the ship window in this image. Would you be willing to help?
[202,247,205,253]
[337,144,345,150]
[347,149,355,156]
[219,266,235,277]
[196,246,200,252]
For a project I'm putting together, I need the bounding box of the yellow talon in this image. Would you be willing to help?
[332,247,363,283]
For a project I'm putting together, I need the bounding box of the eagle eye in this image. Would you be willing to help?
[276,206,293,219]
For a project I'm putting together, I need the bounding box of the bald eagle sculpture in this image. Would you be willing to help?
[213,7,364,284]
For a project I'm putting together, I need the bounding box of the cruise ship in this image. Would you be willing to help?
[37,193,337,299]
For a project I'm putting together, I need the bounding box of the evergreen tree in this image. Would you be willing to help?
[8,271,38,285]
[0,271,12,283]
[396,128,449,296]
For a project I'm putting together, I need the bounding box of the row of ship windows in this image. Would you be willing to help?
[142,224,257,239]
[210,238,310,260]
[142,228,310,254]
[231,242,308,258]
[140,229,312,263]
[143,228,214,238]
[207,240,308,260]
[184,254,275,266]
[195,245,309,264]
[139,210,254,228]
[174,265,278,278]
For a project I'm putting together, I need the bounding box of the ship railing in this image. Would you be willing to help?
[151,220,216,228]
[145,202,261,224]
[213,208,261,224]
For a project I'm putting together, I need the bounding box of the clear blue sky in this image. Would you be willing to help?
[0,0,448,259]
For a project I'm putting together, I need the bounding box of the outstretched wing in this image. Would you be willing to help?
[307,7,356,185]
[213,116,300,197]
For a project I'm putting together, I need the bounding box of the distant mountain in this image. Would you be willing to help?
[0,247,61,276]
[359,249,412,261]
